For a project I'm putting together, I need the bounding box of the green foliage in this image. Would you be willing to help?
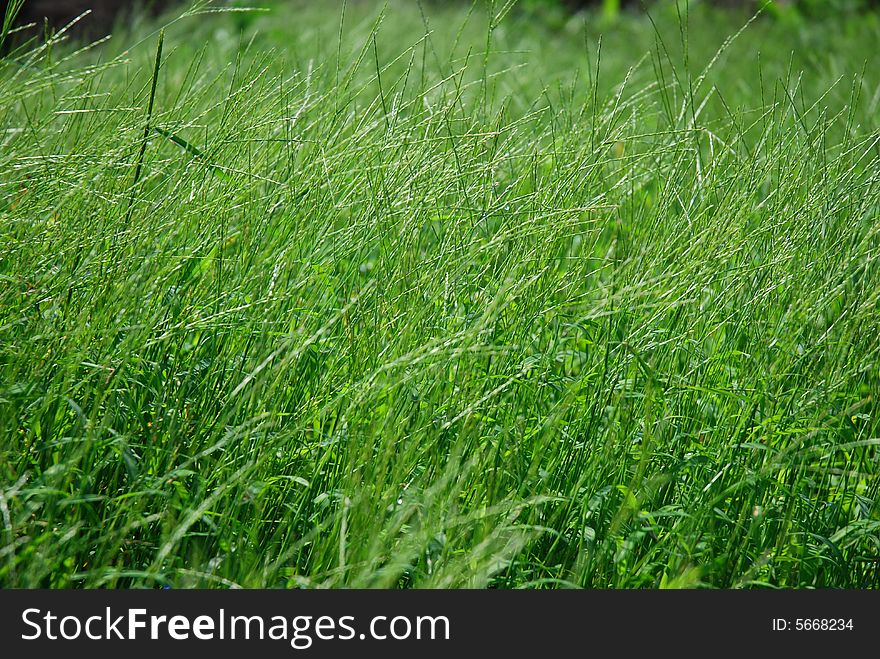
[1,0,25,49]
[0,0,879,589]
[603,0,622,20]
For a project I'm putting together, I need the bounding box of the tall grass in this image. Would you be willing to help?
[1,0,879,588]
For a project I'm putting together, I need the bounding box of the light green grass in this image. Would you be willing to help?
[1,0,879,588]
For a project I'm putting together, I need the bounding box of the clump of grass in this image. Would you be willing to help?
[1,0,879,588]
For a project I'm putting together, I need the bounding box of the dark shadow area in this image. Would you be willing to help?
[2,1,174,42]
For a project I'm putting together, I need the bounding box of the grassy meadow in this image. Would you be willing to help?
[1,0,879,588]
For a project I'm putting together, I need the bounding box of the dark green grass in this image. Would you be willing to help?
[1,0,879,588]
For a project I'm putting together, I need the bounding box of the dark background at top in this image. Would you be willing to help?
[3,1,880,43]
[3,1,173,39]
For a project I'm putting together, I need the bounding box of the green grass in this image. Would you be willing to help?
[1,0,879,588]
